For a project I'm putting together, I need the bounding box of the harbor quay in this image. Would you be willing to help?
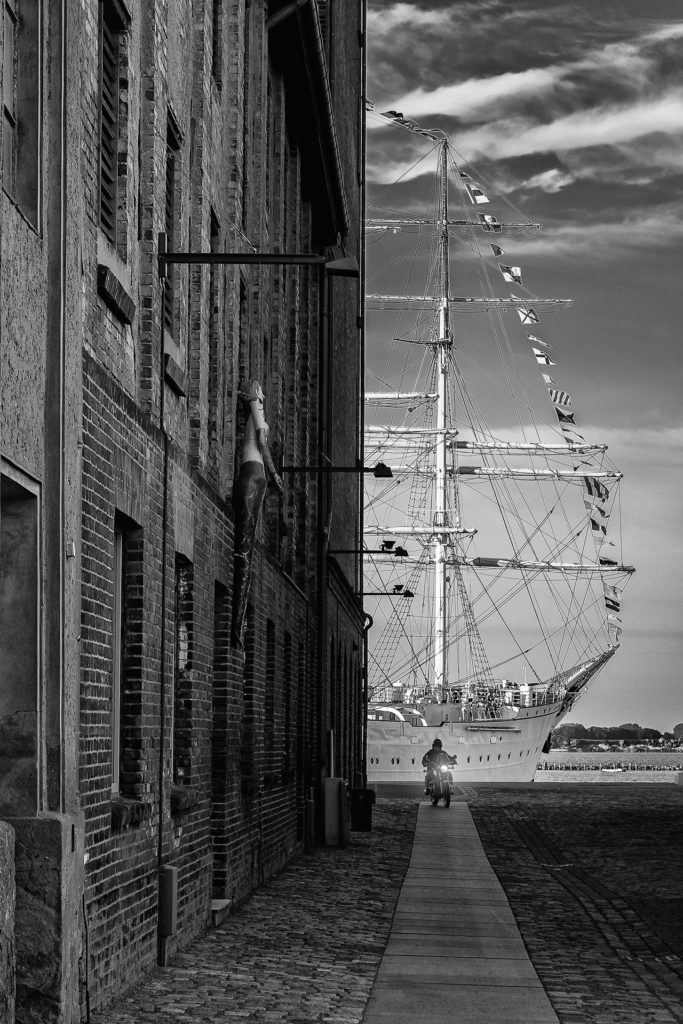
[91,784,683,1024]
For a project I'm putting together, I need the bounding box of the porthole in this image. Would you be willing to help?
[508,753,511,759]
[411,758,415,765]
[396,757,400,764]
[391,757,395,764]
[479,756,483,762]
[467,756,470,763]
[498,755,501,761]
[487,755,490,762]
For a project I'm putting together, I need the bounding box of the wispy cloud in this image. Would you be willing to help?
[502,205,683,262]
[456,92,683,161]
[368,10,683,191]
[367,2,454,37]
[370,66,561,123]
[514,169,576,193]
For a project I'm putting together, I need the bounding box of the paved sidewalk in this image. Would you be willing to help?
[363,802,559,1023]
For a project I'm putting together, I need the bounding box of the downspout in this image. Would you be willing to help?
[362,613,372,789]
[316,262,330,805]
[156,237,170,963]
[44,0,68,812]
[358,0,367,754]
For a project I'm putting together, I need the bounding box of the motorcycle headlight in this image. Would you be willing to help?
[440,764,448,772]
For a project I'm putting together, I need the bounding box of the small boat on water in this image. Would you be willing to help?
[363,119,635,786]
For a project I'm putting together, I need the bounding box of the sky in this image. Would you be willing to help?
[365,0,683,732]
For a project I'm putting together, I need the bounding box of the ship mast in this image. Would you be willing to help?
[433,139,451,695]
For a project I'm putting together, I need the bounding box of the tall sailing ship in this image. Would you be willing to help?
[363,116,634,785]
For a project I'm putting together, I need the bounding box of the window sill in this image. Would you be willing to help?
[111,795,149,831]
[164,353,188,396]
[97,264,136,325]
[170,784,201,815]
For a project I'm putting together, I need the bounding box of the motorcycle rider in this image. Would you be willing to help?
[422,738,457,794]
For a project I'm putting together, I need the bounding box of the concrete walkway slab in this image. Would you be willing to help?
[361,802,560,1024]
[376,954,541,984]
[363,982,559,1023]
[385,935,530,959]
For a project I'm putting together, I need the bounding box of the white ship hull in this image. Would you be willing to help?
[368,700,565,784]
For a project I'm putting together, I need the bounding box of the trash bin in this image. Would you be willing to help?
[350,788,375,832]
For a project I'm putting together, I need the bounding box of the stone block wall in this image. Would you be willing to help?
[12,814,84,1024]
[0,822,15,1024]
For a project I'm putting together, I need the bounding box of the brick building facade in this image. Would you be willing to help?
[1,1,366,1019]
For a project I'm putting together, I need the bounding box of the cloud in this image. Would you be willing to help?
[519,169,576,193]
[367,3,454,38]
[641,21,683,44]
[370,16,680,118]
[508,205,683,261]
[368,12,683,189]
[454,92,683,161]
[370,66,561,124]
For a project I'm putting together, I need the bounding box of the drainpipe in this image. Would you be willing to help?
[316,261,330,817]
[44,0,68,812]
[362,613,372,788]
[156,238,171,964]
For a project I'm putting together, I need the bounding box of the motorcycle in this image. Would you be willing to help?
[424,762,453,807]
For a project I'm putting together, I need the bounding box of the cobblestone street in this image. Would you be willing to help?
[91,786,683,1024]
[471,785,683,1024]
[90,803,417,1023]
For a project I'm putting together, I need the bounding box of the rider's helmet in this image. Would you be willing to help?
[432,738,442,748]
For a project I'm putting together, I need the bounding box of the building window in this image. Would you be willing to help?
[283,631,292,778]
[163,113,181,338]
[0,468,39,816]
[210,581,231,898]
[2,1,17,197]
[99,0,129,247]
[3,0,41,224]
[173,555,193,784]
[111,514,144,799]
[240,605,257,807]
[111,527,124,794]
[264,618,275,752]
[211,0,222,88]
[208,210,220,439]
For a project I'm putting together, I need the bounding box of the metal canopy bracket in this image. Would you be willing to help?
[157,233,359,277]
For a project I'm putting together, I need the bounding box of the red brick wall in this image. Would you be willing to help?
[77,0,364,1011]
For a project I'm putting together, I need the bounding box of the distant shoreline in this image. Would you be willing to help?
[536,749,683,782]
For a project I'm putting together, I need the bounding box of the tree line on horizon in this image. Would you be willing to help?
[552,722,683,744]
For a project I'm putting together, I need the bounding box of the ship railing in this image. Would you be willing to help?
[440,688,565,721]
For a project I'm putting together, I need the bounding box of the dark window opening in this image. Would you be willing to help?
[0,471,39,816]
[283,631,292,778]
[211,0,222,87]
[3,1,18,198]
[164,114,181,337]
[3,0,41,223]
[264,618,276,753]
[207,210,221,468]
[112,512,144,802]
[173,555,194,784]
[99,0,129,245]
[240,605,257,809]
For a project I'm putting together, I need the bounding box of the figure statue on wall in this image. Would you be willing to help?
[231,379,284,649]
